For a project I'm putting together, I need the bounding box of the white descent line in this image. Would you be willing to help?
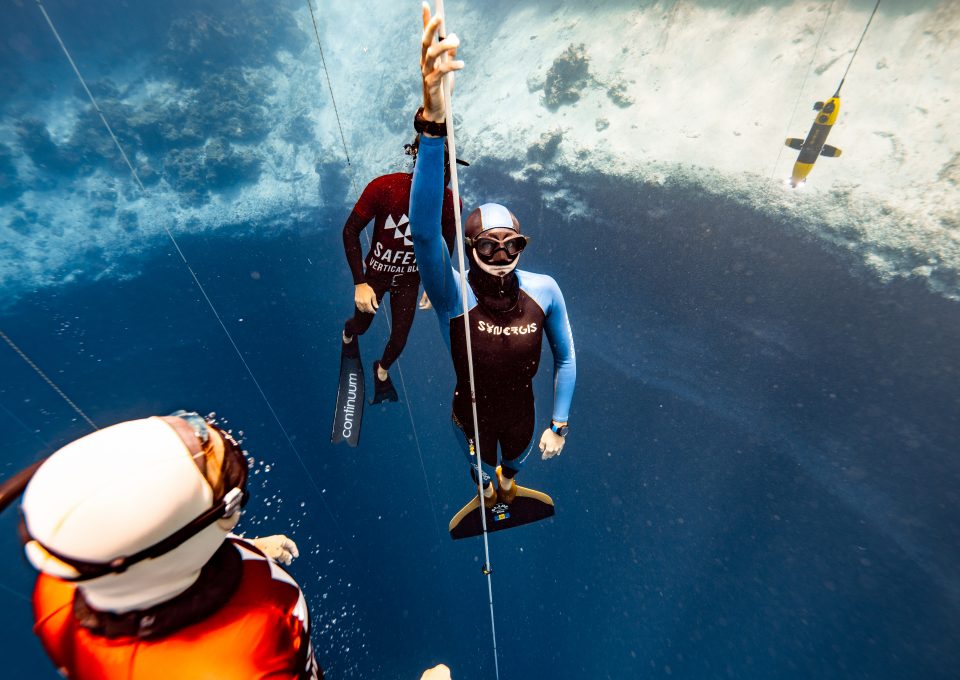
[35,0,146,191]
[32,0,354,551]
[0,329,99,431]
[435,1,501,678]
[0,330,93,612]
[305,0,361,200]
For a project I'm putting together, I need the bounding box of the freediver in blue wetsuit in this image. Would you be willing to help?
[410,6,576,510]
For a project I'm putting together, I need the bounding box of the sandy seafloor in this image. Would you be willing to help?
[1,1,959,678]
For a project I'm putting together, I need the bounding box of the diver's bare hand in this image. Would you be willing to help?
[420,664,451,680]
[355,282,379,314]
[420,3,463,124]
[419,291,433,310]
[539,428,566,459]
[250,535,299,565]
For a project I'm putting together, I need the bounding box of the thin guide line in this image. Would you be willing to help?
[436,0,500,676]
[33,0,352,554]
[306,0,444,543]
[0,330,98,431]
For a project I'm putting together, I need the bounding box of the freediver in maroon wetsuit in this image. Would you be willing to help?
[340,142,462,403]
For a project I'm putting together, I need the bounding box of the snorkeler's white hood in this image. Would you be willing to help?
[22,418,228,612]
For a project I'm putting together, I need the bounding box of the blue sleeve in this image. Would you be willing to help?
[409,135,461,318]
[543,278,576,423]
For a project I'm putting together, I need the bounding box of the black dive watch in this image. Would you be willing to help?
[550,421,569,437]
[414,106,446,136]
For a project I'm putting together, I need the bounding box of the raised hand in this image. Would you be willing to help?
[420,2,464,124]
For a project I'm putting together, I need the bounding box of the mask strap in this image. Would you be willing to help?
[0,459,46,514]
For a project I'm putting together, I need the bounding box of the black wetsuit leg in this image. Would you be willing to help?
[452,393,535,484]
[493,395,535,478]
[451,415,493,488]
[343,275,391,339]
[379,276,420,370]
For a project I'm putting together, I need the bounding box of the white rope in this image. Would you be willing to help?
[35,1,146,192]
[0,401,54,450]
[0,581,30,604]
[435,1,500,677]
[306,0,443,542]
[0,329,99,431]
[306,0,361,200]
[32,0,354,551]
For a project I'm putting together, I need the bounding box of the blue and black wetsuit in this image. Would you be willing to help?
[409,135,576,484]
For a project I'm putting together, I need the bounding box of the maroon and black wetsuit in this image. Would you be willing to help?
[342,172,457,369]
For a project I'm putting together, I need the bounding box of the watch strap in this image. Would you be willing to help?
[414,107,447,137]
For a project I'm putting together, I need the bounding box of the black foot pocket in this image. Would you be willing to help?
[370,361,399,404]
[371,380,399,404]
[341,335,360,360]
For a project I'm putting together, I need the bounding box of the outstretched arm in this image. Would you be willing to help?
[410,136,458,314]
[545,281,576,422]
[342,208,370,285]
[343,187,379,313]
[539,279,576,459]
[408,5,464,316]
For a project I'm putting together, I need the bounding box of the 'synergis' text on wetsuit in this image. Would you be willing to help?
[342,173,457,369]
[409,135,576,481]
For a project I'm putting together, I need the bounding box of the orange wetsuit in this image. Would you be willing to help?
[32,538,322,679]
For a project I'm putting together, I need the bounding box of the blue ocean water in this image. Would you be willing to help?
[2,1,959,679]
